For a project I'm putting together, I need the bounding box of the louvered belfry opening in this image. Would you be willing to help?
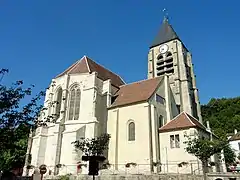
[156,51,174,76]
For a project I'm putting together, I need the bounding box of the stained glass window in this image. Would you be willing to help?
[68,85,81,120]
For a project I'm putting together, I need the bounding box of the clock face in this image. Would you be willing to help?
[159,44,168,54]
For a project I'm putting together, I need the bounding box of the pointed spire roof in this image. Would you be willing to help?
[56,56,125,87]
[150,18,179,48]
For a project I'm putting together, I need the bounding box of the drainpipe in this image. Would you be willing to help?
[148,103,154,172]
[115,109,119,170]
[155,108,161,173]
[207,121,217,172]
[165,147,169,173]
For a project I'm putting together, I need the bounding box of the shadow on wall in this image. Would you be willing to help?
[215,178,237,180]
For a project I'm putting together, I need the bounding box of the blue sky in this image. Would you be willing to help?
[0,0,239,104]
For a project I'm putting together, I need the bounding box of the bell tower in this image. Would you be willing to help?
[148,18,202,123]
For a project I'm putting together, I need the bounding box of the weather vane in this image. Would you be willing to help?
[163,8,169,21]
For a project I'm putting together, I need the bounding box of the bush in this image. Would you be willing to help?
[58,174,71,180]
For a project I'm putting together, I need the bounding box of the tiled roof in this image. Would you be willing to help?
[229,132,240,141]
[159,112,206,133]
[56,56,125,87]
[109,77,163,108]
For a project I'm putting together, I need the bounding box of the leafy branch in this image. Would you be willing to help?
[72,134,110,157]
[185,136,227,179]
[185,137,227,163]
[0,68,57,170]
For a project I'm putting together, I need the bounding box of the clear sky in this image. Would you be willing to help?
[1,0,239,104]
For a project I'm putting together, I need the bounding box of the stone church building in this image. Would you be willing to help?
[24,18,225,175]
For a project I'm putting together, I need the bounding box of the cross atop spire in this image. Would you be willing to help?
[163,8,169,22]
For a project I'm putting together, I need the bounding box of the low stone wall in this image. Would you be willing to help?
[46,174,203,180]
[44,173,240,180]
[207,173,240,180]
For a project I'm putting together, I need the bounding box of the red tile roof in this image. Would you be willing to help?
[159,112,206,133]
[109,77,163,108]
[56,56,125,87]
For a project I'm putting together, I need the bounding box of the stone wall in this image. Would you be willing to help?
[47,174,203,180]
[43,174,240,180]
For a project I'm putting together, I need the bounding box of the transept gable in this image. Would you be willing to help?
[56,55,125,88]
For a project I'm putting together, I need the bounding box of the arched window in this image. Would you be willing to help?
[166,52,172,57]
[157,54,163,60]
[68,85,81,120]
[55,88,62,119]
[128,122,135,141]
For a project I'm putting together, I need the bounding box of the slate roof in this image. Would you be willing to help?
[56,56,125,87]
[150,19,179,48]
[109,77,163,109]
[159,112,206,133]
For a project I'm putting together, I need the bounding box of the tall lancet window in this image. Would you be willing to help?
[158,115,163,128]
[68,85,81,120]
[128,121,135,141]
[55,87,63,119]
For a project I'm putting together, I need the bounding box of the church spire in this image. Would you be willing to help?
[150,16,179,48]
[163,8,169,22]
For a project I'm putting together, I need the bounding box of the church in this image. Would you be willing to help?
[24,18,226,175]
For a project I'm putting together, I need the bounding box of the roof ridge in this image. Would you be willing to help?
[85,55,125,83]
[68,58,82,72]
[64,57,86,75]
[183,112,196,126]
[159,112,184,129]
[56,55,124,87]
[83,55,91,72]
[147,77,164,101]
[185,112,205,125]
[120,77,161,87]
[55,58,81,78]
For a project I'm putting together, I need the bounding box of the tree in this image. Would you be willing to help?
[185,137,227,179]
[73,133,111,157]
[72,133,111,176]
[201,97,240,167]
[213,132,236,167]
[201,97,240,136]
[223,144,236,167]
[0,69,54,171]
[237,152,240,161]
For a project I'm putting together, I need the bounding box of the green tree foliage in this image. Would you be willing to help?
[73,134,111,156]
[0,69,45,171]
[237,153,240,161]
[223,144,236,166]
[201,97,240,165]
[201,97,240,136]
[185,137,227,178]
[185,137,227,164]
